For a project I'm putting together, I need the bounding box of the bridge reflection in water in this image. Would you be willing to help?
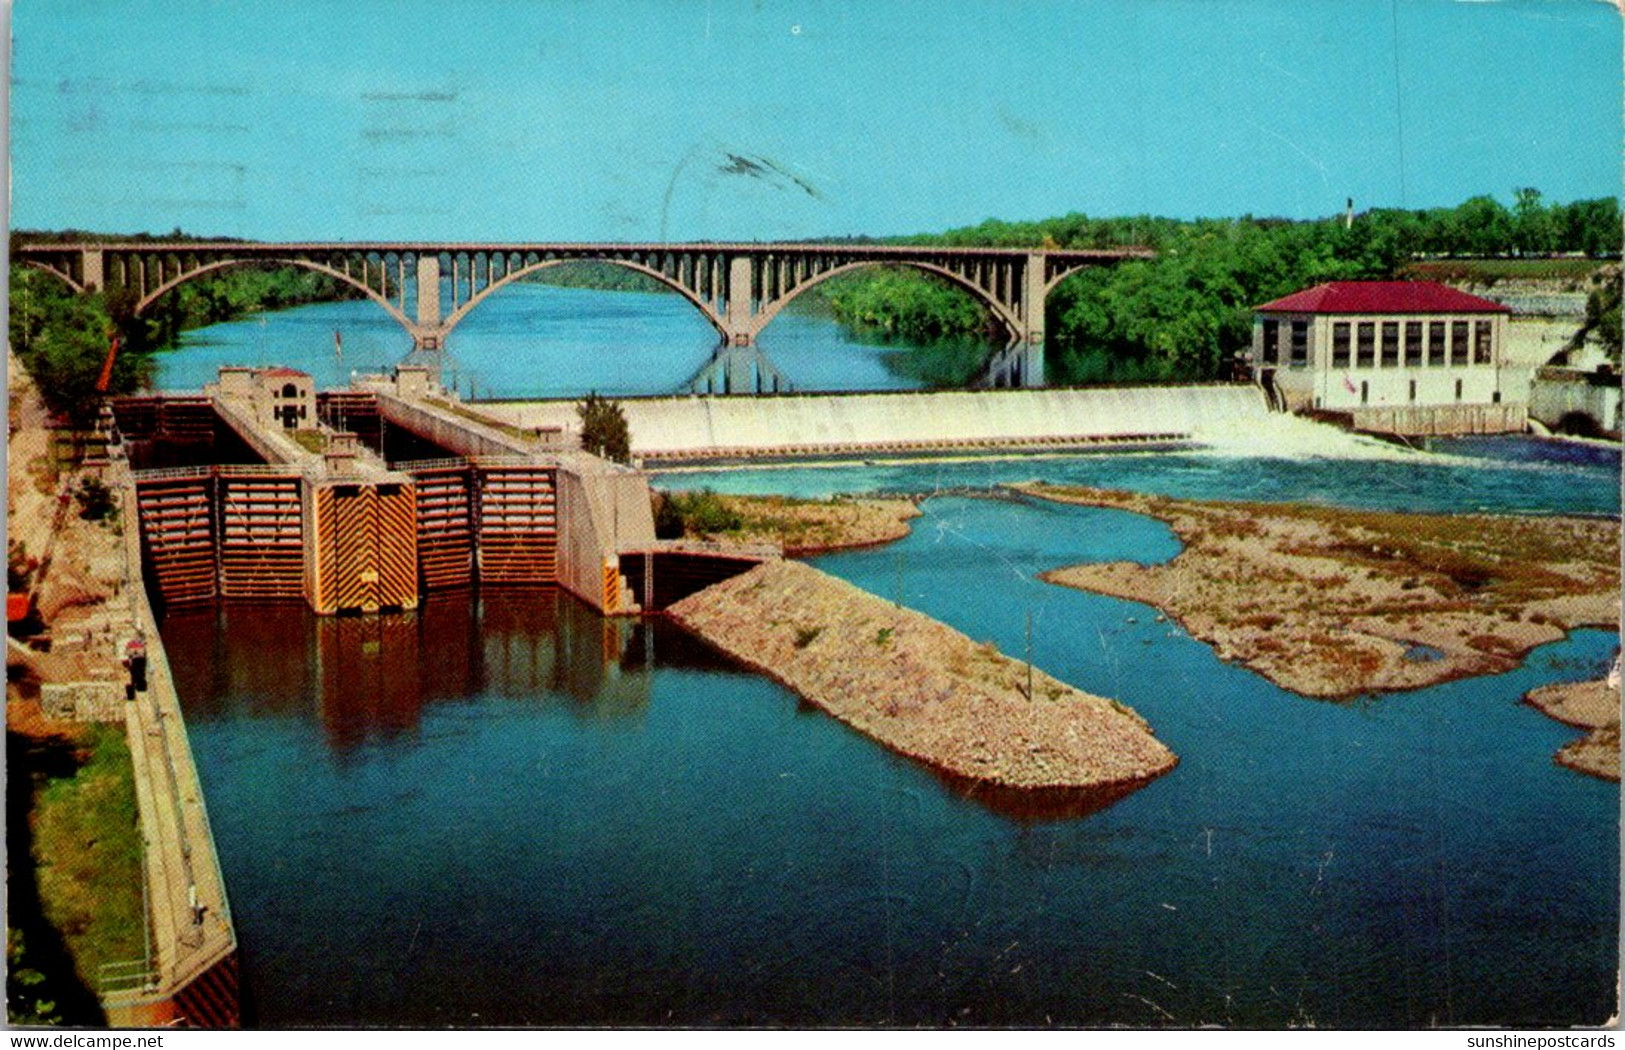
[161,592,732,754]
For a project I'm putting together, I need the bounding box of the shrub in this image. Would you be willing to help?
[577,392,631,464]
[664,489,742,535]
[653,495,685,539]
[73,477,116,523]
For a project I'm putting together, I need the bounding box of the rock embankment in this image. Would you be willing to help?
[1524,677,1621,782]
[1023,483,1619,700]
[665,560,1177,791]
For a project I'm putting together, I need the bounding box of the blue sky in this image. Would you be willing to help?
[9,0,1621,241]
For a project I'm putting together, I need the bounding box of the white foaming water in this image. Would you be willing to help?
[1190,411,1467,464]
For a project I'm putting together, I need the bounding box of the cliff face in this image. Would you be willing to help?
[666,560,1177,792]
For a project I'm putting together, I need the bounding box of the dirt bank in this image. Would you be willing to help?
[666,560,1177,792]
[1021,483,1619,699]
[1524,677,1620,782]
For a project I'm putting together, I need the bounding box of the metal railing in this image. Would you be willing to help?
[131,463,311,484]
[98,959,160,996]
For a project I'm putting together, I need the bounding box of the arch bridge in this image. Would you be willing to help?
[16,241,1153,388]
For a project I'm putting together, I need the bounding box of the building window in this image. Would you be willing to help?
[1409,379,1417,402]
[1428,322,1446,365]
[1356,323,1375,368]
[1455,378,1463,401]
[1360,380,1369,405]
[1451,321,1469,365]
[1261,319,1279,365]
[1474,320,1493,364]
[1289,320,1308,367]
[1405,322,1423,366]
[1381,322,1399,367]
[1332,322,1351,368]
[282,382,299,399]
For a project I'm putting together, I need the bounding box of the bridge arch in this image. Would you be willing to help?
[1045,261,1116,297]
[441,257,729,340]
[744,260,1024,346]
[18,260,86,294]
[132,256,414,330]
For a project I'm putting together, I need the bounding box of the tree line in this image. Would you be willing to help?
[823,190,1620,383]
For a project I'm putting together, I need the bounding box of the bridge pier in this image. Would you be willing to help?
[82,249,105,292]
[687,345,791,395]
[980,341,1045,389]
[403,326,451,386]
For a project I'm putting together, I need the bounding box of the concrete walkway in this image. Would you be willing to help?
[105,465,236,1026]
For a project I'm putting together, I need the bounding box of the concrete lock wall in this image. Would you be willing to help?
[487,385,1271,459]
[553,457,654,613]
[373,391,532,457]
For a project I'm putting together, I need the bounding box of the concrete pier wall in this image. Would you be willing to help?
[208,395,306,465]
[482,384,1270,460]
[372,391,534,458]
[554,454,655,614]
[1529,369,1621,436]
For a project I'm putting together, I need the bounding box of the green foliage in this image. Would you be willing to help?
[874,627,894,646]
[1569,268,1622,365]
[794,625,823,649]
[7,929,62,1026]
[818,191,1620,385]
[653,495,686,539]
[30,724,145,992]
[138,264,361,350]
[525,261,667,294]
[72,478,116,523]
[577,392,632,463]
[8,268,148,424]
[823,267,989,342]
[659,489,743,535]
[290,429,328,454]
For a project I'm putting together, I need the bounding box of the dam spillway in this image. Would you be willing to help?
[477,383,1273,462]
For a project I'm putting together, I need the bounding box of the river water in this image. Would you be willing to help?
[152,285,922,397]
[154,294,1620,1027]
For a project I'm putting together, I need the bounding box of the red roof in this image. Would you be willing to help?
[258,366,311,378]
[1256,281,1510,315]
[8,594,31,623]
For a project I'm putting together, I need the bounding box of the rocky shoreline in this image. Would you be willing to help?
[1524,677,1621,782]
[1020,483,1619,700]
[666,560,1178,793]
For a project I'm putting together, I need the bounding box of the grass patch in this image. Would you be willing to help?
[290,429,327,454]
[425,397,535,442]
[30,723,146,993]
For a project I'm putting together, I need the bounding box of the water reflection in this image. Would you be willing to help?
[162,590,685,754]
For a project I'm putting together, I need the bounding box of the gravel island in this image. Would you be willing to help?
[666,560,1178,793]
[1021,483,1619,699]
